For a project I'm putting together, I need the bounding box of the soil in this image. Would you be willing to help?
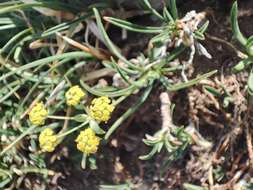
[20,1,253,189]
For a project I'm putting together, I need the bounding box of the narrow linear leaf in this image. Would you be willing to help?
[168,0,178,19]
[232,58,253,72]
[230,1,247,46]
[80,80,136,97]
[143,0,164,21]
[183,183,207,190]
[139,145,158,160]
[0,52,92,82]
[246,35,253,56]
[93,8,141,72]
[104,16,164,33]
[248,69,253,95]
[166,70,217,91]
[105,85,153,140]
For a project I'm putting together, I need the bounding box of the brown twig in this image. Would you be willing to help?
[246,124,253,170]
[206,33,248,59]
[56,32,111,60]
[160,92,173,130]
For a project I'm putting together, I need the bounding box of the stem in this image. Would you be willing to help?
[113,95,129,106]
[20,167,55,176]
[0,126,36,156]
[231,2,247,46]
[47,115,73,120]
[105,85,153,140]
[81,153,87,169]
[57,121,88,138]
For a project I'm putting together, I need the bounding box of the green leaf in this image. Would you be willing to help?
[0,126,36,156]
[232,58,253,72]
[100,183,132,190]
[0,2,78,15]
[156,142,164,153]
[0,177,12,188]
[73,114,89,122]
[164,138,176,152]
[150,32,170,45]
[93,8,141,72]
[168,0,178,19]
[163,7,174,22]
[248,69,253,95]
[103,16,163,33]
[183,183,207,190]
[143,138,161,146]
[156,45,186,69]
[246,35,253,56]
[139,146,158,160]
[88,157,97,170]
[193,31,205,40]
[163,70,217,91]
[203,85,221,97]
[105,85,153,140]
[143,0,164,21]
[223,96,233,108]
[230,1,247,46]
[81,153,87,169]
[0,51,92,82]
[0,28,32,53]
[89,120,105,135]
[198,20,209,34]
[80,80,136,97]
[110,58,132,85]
[193,21,209,40]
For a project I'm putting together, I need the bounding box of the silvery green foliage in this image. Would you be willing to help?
[230,1,253,95]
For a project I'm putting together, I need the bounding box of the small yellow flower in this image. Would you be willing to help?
[39,128,57,152]
[89,96,115,122]
[65,85,85,106]
[29,102,48,126]
[75,128,100,154]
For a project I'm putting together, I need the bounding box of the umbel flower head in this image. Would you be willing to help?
[65,85,85,106]
[29,102,48,126]
[75,128,100,154]
[39,128,57,152]
[90,96,115,122]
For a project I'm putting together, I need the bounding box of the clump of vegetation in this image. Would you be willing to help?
[1,0,253,189]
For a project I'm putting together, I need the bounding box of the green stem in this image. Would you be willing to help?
[231,2,247,46]
[0,126,36,156]
[81,153,87,169]
[0,51,92,82]
[20,167,54,176]
[113,95,129,106]
[105,85,153,140]
[0,84,22,104]
[47,115,73,120]
[57,121,88,138]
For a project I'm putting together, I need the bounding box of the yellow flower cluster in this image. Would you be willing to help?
[90,96,115,122]
[65,85,85,106]
[75,128,100,154]
[29,102,48,126]
[39,128,58,152]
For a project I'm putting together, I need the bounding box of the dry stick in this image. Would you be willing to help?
[60,107,72,134]
[20,91,46,119]
[212,164,249,190]
[246,124,253,170]
[245,96,253,171]
[56,32,110,60]
[206,33,248,59]
[159,92,173,130]
[208,165,214,187]
[212,135,230,163]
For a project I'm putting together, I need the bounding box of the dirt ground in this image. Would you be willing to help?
[20,1,253,189]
